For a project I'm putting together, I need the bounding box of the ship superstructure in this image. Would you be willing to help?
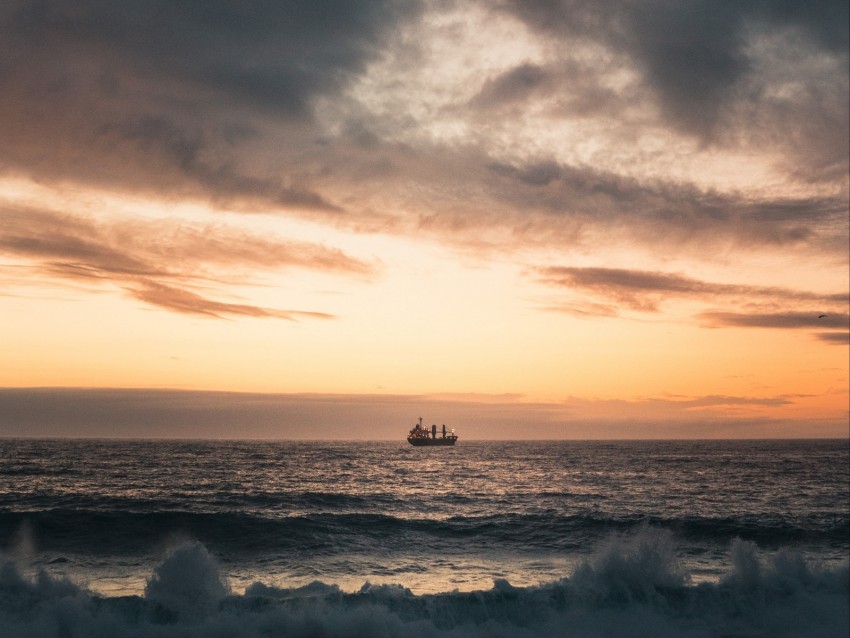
[407,417,458,446]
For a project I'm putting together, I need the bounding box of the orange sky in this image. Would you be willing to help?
[0,1,847,438]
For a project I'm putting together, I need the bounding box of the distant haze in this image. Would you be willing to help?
[0,388,845,440]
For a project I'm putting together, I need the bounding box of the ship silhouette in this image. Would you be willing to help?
[407,417,458,446]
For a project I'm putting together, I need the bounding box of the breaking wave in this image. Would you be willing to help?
[1,528,847,638]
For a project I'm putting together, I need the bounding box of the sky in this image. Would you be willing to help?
[0,0,848,439]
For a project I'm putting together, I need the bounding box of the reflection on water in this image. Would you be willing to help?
[0,439,847,596]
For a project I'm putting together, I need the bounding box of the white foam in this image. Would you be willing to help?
[143,541,230,617]
[0,528,847,637]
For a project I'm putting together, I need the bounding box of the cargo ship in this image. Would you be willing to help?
[407,417,458,446]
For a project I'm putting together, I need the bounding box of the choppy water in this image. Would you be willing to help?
[1,438,848,637]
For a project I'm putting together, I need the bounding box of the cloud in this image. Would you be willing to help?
[1,224,162,278]
[0,1,421,208]
[0,0,845,284]
[540,302,619,319]
[699,311,849,330]
[498,0,849,158]
[470,63,554,109]
[536,266,847,312]
[535,265,849,344]
[0,204,373,319]
[662,394,796,409]
[624,3,750,137]
[493,156,845,246]
[487,160,563,187]
[699,312,850,345]
[816,332,850,345]
[127,280,335,320]
[2,1,415,114]
[100,114,344,212]
[338,143,846,263]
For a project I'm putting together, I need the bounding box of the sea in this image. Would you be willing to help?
[0,438,847,637]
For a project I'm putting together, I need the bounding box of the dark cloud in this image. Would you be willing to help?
[0,204,373,318]
[102,114,343,211]
[467,54,631,121]
[497,0,849,174]
[0,0,420,206]
[758,0,850,53]
[470,63,552,109]
[623,2,752,137]
[487,160,563,187]
[3,0,418,116]
[483,160,845,253]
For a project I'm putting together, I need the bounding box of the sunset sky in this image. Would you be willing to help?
[1,0,847,439]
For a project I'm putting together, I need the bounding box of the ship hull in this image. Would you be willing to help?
[407,437,457,446]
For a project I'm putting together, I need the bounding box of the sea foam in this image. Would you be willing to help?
[0,527,847,638]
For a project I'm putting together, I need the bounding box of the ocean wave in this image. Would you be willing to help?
[0,528,847,638]
[1,509,846,558]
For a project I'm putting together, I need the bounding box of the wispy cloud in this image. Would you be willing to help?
[127,281,334,320]
[536,266,846,311]
[699,311,850,330]
[815,332,850,345]
[536,265,849,343]
[0,205,373,319]
[479,162,846,254]
[699,311,850,345]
